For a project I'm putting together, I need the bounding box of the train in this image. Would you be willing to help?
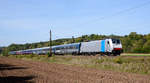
[9,38,123,56]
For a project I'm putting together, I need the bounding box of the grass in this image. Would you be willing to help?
[121,53,150,56]
[6,54,150,75]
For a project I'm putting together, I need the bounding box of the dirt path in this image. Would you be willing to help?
[0,57,150,83]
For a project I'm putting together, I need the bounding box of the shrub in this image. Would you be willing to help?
[94,59,104,64]
[113,57,123,64]
[26,54,34,58]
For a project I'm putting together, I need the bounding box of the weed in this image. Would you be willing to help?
[113,57,122,64]
[93,59,104,64]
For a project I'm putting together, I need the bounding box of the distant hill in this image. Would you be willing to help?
[5,32,150,53]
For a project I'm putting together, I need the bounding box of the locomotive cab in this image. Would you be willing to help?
[106,38,123,56]
[111,38,123,55]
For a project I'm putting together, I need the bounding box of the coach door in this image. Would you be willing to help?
[106,39,111,52]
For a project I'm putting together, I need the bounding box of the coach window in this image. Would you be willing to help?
[107,41,109,44]
[57,47,60,50]
[112,39,116,43]
[116,39,120,44]
[73,46,75,49]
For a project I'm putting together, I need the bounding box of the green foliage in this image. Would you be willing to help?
[47,52,50,57]
[143,40,150,53]
[0,47,3,54]
[49,56,56,62]
[113,57,123,64]
[26,54,35,58]
[94,59,104,64]
[2,48,9,56]
[3,32,150,53]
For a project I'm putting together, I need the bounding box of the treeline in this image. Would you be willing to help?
[1,32,150,54]
[121,32,150,53]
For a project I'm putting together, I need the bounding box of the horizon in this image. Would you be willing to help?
[1,32,149,47]
[0,0,150,46]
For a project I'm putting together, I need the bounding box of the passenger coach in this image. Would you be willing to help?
[9,38,123,56]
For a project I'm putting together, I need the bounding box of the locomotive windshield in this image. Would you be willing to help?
[112,39,120,44]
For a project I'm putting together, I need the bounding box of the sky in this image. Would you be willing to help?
[0,0,150,46]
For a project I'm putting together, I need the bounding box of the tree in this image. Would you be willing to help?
[2,47,9,56]
[143,40,150,53]
[0,47,3,54]
[132,39,145,53]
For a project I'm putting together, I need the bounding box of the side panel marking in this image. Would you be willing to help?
[101,40,105,52]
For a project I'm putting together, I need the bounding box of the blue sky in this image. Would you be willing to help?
[0,0,150,46]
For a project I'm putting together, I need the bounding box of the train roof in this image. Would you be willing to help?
[53,43,80,48]
[31,47,50,50]
[15,43,80,52]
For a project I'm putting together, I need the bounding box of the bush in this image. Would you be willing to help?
[2,48,9,56]
[94,59,104,64]
[113,57,123,64]
[26,54,34,58]
[49,56,56,62]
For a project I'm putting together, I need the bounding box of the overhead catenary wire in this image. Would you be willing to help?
[51,1,150,40]
[74,0,150,27]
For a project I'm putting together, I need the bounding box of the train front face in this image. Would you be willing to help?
[111,39,123,55]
